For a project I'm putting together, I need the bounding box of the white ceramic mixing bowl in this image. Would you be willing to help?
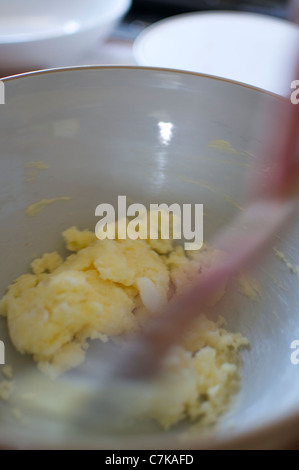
[0,66,299,449]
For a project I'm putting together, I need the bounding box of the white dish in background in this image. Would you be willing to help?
[0,0,131,74]
[134,11,299,96]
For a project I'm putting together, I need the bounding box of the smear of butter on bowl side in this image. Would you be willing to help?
[26,197,71,217]
[24,161,49,183]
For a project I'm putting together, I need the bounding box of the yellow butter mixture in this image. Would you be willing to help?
[0,221,248,429]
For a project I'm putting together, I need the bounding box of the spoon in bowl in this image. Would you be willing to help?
[76,44,299,432]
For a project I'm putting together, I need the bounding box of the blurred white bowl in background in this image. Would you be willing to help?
[134,11,299,96]
[0,0,131,74]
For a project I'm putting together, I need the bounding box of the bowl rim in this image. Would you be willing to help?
[0,64,296,449]
[1,64,288,102]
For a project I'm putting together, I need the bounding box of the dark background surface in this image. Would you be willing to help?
[128,0,288,21]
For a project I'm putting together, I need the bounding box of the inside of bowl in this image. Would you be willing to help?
[0,67,299,448]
